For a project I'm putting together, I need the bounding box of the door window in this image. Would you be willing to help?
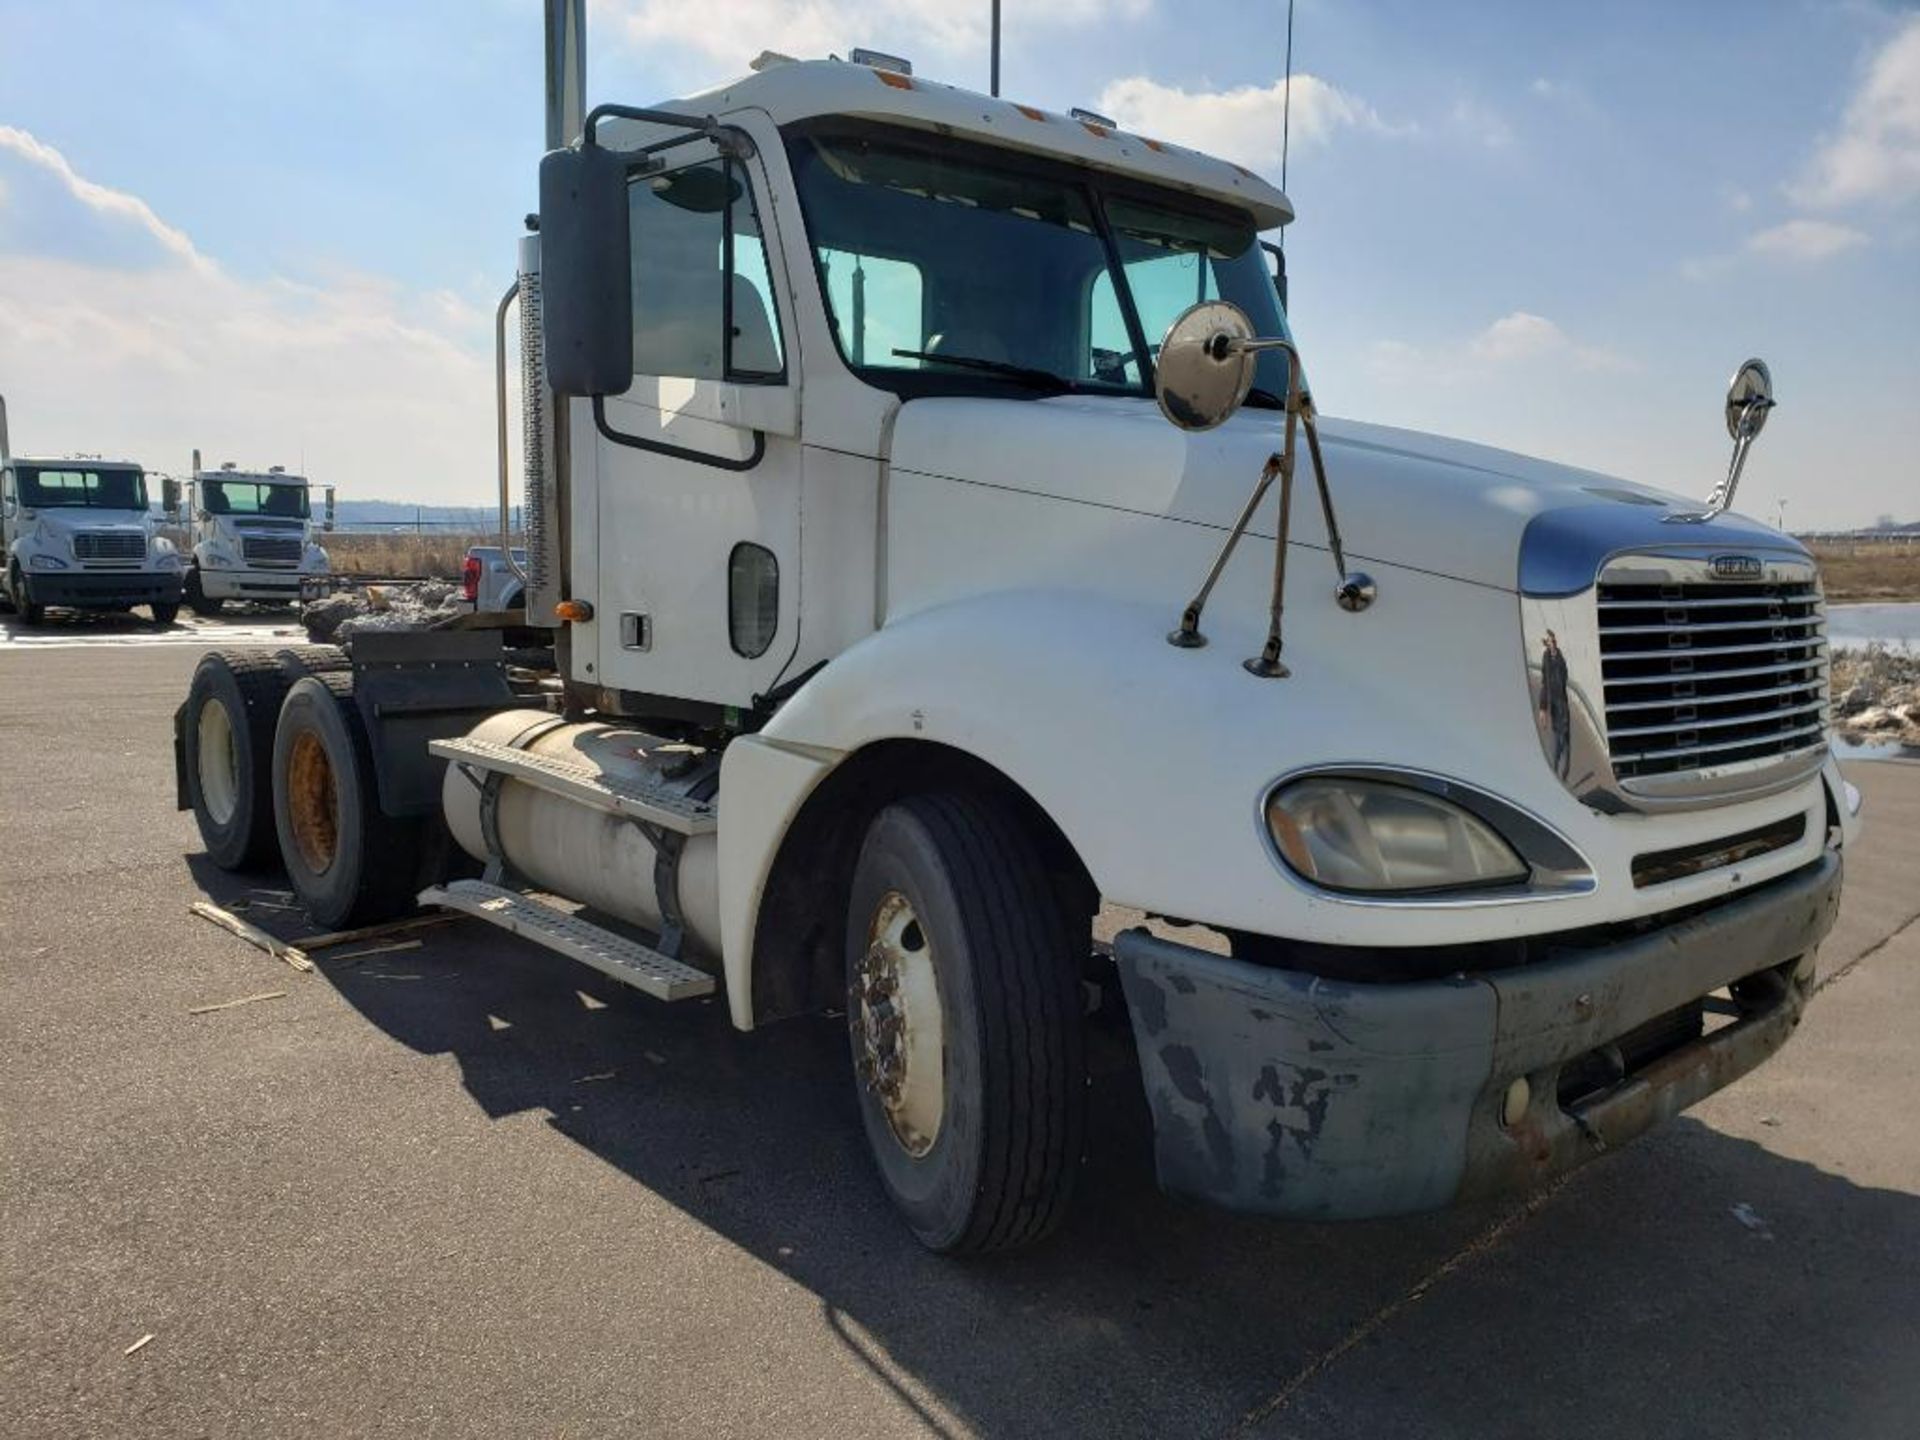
[628,159,786,382]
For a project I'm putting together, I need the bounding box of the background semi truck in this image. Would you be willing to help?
[167,454,333,614]
[0,394,183,625]
[173,3,1857,1252]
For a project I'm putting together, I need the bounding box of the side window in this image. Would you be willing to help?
[818,249,924,368]
[628,159,786,383]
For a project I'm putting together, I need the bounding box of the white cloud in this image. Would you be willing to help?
[1447,97,1515,150]
[1793,14,1920,208]
[0,125,208,272]
[0,128,492,506]
[1746,217,1869,261]
[1096,73,1397,176]
[1370,311,1631,381]
[594,0,1147,84]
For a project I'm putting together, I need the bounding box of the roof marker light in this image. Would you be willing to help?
[1014,104,1048,121]
[850,48,913,75]
[871,68,915,91]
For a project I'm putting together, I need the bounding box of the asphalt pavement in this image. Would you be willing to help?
[2,634,1916,1439]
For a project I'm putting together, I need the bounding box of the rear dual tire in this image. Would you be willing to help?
[270,673,423,928]
[182,646,350,872]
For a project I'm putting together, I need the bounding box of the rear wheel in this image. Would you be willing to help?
[271,673,422,928]
[183,649,294,870]
[845,792,1086,1253]
[274,644,350,679]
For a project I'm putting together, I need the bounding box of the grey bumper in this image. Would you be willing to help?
[24,570,184,608]
[1114,852,1842,1220]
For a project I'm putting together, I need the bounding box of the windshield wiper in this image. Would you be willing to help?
[1243,386,1288,411]
[891,349,1075,394]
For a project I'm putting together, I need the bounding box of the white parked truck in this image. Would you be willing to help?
[173,6,1858,1252]
[0,394,183,625]
[168,454,333,614]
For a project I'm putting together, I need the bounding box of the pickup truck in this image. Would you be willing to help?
[461,544,528,613]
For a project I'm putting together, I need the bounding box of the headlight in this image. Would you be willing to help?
[29,553,69,571]
[1265,777,1528,893]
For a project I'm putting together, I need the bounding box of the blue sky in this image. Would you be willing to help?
[0,0,1914,524]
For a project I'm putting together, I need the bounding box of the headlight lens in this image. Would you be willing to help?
[29,553,68,571]
[1265,778,1529,893]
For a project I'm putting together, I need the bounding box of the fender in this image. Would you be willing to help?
[717,579,1835,1015]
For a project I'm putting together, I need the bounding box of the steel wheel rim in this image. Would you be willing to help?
[855,889,946,1158]
[285,729,340,876]
[196,697,240,827]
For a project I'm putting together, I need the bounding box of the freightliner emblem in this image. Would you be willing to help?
[1709,554,1765,581]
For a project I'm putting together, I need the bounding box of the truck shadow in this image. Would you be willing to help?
[183,861,1920,1439]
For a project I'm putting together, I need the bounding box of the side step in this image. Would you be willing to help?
[429,736,716,834]
[419,880,715,1002]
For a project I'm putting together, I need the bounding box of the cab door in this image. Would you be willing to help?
[585,141,801,712]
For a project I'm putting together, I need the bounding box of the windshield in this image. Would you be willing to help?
[785,126,1294,402]
[202,479,310,519]
[16,466,148,510]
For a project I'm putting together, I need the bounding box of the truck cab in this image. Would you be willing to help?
[176,33,1858,1254]
[0,399,183,626]
[175,461,333,614]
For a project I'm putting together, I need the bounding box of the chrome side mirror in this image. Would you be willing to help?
[1726,358,1774,442]
[1155,301,1264,431]
[1667,357,1776,524]
[323,485,336,533]
[161,476,181,519]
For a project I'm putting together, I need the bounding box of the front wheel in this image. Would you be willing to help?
[845,793,1087,1254]
[185,568,224,617]
[150,600,180,626]
[9,566,43,625]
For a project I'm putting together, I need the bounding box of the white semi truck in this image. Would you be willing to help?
[167,454,333,614]
[173,6,1858,1252]
[0,395,184,625]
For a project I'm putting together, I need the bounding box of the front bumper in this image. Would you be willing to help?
[23,570,184,609]
[198,568,308,600]
[1114,851,1841,1220]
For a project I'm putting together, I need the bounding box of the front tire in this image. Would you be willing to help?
[10,566,44,625]
[845,793,1086,1254]
[150,601,180,626]
[271,673,422,928]
[185,568,224,617]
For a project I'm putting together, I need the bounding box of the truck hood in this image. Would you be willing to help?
[29,512,150,537]
[885,396,1795,593]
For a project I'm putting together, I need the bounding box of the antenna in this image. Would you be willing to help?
[1280,0,1295,203]
[990,0,1002,97]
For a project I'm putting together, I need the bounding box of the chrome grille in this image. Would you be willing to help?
[1596,577,1827,780]
[73,531,144,563]
[241,536,303,566]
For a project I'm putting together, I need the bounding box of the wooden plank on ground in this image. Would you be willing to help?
[296,913,460,951]
[188,990,288,1016]
[189,901,315,973]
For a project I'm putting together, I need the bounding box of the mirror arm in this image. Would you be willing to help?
[1166,336,1369,671]
[1665,394,1776,525]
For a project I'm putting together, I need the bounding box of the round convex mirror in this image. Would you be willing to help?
[1725,358,1775,441]
[1155,301,1259,431]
